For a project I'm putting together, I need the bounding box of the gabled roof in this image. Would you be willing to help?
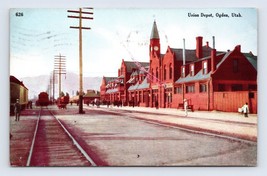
[84,90,100,98]
[170,46,213,62]
[124,61,149,72]
[103,76,117,83]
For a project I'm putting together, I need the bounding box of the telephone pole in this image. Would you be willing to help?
[68,7,93,114]
[54,54,66,98]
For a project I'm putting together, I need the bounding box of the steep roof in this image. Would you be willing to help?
[244,52,257,70]
[150,21,160,39]
[170,46,213,62]
[104,76,117,83]
[124,61,149,72]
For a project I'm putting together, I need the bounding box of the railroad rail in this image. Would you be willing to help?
[26,107,97,166]
[84,106,257,144]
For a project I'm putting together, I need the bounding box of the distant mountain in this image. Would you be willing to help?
[21,72,102,100]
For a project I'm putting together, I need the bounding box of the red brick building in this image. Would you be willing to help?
[100,21,257,113]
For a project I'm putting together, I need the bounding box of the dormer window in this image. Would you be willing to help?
[190,64,194,76]
[203,62,208,74]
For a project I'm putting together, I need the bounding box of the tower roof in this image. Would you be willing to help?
[150,21,160,39]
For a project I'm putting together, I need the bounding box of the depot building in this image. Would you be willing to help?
[100,21,257,113]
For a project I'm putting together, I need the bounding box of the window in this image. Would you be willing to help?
[169,64,172,79]
[200,84,207,92]
[163,65,166,80]
[203,62,208,74]
[166,93,172,103]
[190,64,194,76]
[175,86,182,94]
[181,67,185,77]
[156,67,159,80]
[186,85,195,93]
[232,84,242,91]
[151,69,154,82]
[248,84,257,91]
[249,92,255,99]
[218,84,225,92]
[233,59,238,73]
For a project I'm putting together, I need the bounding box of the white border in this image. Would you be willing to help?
[1,0,266,176]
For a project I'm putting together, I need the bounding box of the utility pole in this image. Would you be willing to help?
[54,54,66,98]
[53,70,55,104]
[68,7,93,114]
[49,70,56,104]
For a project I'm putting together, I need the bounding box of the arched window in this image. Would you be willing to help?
[151,69,154,82]
[163,65,166,80]
[169,63,172,79]
[156,67,159,81]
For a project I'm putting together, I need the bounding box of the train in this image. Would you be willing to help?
[10,75,29,115]
[57,95,70,109]
[36,92,50,106]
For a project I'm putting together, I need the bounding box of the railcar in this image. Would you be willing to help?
[10,76,29,115]
[36,92,50,106]
[57,95,70,109]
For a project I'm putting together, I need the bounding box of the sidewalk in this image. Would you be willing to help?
[94,105,257,142]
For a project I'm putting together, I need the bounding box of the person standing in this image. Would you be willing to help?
[184,99,188,116]
[242,102,249,117]
[14,99,21,121]
[155,100,159,109]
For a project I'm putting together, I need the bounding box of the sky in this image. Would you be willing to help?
[10,8,257,79]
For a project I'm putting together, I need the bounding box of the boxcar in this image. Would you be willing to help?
[10,76,29,115]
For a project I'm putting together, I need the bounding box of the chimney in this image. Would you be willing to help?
[206,41,209,48]
[183,38,186,65]
[196,36,203,59]
[212,36,215,49]
[235,45,241,52]
[211,49,217,72]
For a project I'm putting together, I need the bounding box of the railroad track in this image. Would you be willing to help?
[26,107,97,166]
[84,107,257,144]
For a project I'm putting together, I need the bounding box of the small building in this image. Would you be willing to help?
[83,89,100,105]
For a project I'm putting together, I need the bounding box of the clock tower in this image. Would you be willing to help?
[150,20,160,57]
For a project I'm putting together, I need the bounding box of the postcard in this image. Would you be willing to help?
[10,8,257,166]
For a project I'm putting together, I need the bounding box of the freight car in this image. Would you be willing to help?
[10,75,29,115]
[36,92,50,106]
